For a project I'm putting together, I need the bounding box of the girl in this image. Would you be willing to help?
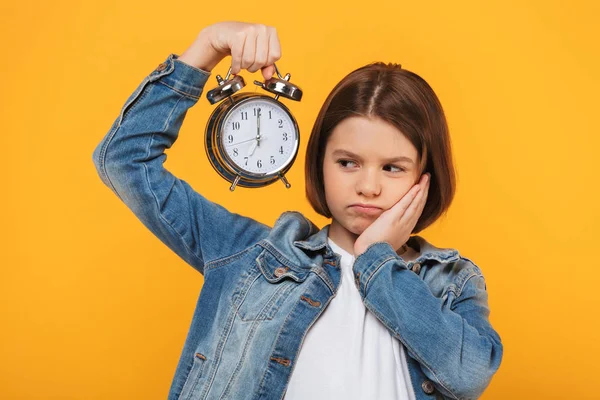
[93,21,503,400]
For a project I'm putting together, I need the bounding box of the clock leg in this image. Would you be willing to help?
[278,173,291,189]
[230,175,241,191]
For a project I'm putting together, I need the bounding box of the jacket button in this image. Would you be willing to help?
[274,267,287,277]
[323,259,337,267]
[421,380,435,394]
[411,263,421,274]
[156,62,167,71]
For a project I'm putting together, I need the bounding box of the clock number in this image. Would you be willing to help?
[244,157,248,166]
[282,132,288,141]
[270,156,275,165]
[268,110,272,119]
[232,121,240,130]
[253,107,262,117]
[278,119,283,128]
[233,148,238,157]
[257,159,262,168]
[279,146,284,155]
[241,112,248,120]
[228,134,234,144]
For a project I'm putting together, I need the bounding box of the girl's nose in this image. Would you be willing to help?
[355,171,381,197]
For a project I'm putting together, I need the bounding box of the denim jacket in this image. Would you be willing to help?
[92,53,503,400]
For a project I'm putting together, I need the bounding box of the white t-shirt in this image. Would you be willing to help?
[284,237,417,400]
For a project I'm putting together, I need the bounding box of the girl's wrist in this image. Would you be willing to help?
[178,30,223,73]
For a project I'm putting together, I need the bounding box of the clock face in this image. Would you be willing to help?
[221,98,298,175]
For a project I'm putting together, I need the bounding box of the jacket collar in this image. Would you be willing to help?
[285,211,461,264]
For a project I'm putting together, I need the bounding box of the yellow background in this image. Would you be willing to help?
[2,0,598,398]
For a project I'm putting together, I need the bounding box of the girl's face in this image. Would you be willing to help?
[323,116,420,252]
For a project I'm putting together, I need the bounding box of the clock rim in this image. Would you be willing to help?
[205,93,300,187]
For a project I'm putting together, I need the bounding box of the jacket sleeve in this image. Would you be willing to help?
[92,53,271,276]
[352,241,503,400]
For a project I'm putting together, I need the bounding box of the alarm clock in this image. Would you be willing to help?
[204,63,303,191]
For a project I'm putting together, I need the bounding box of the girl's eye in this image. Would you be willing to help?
[337,159,358,168]
[337,159,405,173]
[384,164,406,173]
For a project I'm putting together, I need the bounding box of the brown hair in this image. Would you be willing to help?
[305,62,456,234]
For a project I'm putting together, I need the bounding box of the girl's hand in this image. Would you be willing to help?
[353,173,431,257]
[178,21,282,81]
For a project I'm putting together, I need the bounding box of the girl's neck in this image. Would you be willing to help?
[327,220,359,256]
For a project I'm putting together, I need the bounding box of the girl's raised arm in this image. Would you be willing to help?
[92,22,282,275]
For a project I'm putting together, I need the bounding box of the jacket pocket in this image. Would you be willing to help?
[233,248,309,322]
[179,351,207,400]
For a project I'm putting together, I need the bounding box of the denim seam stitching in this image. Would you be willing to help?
[199,293,241,399]
[256,284,314,397]
[97,77,152,201]
[265,245,299,269]
[141,164,204,268]
[173,58,212,77]
[259,240,302,270]
[204,246,255,271]
[355,241,403,267]
[120,84,151,123]
[363,255,397,295]
[233,272,263,321]
[257,251,302,283]
[311,268,334,294]
[457,272,484,297]
[142,96,205,270]
[117,77,150,128]
[96,123,123,201]
[181,356,206,399]
[230,262,260,320]
[157,80,200,100]
[222,278,268,396]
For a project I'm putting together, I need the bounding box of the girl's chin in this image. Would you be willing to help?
[343,218,373,235]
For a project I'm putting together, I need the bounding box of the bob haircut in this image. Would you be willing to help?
[305,62,456,234]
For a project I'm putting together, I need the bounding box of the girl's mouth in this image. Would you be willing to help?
[350,205,382,215]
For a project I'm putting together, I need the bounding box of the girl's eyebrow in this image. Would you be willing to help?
[331,149,414,165]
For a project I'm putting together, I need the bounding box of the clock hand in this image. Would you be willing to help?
[226,136,256,147]
[248,135,268,157]
[248,140,257,156]
[256,109,261,147]
[226,132,272,148]
[256,109,260,146]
